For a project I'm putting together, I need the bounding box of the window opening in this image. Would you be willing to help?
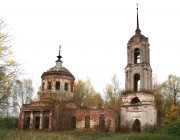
[65,83,68,91]
[134,48,140,64]
[56,81,60,90]
[71,116,76,129]
[131,97,140,104]
[42,83,45,91]
[99,114,105,131]
[134,73,140,91]
[85,116,90,129]
[71,83,74,92]
[47,81,51,90]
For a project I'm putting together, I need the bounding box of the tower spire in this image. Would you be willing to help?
[135,4,141,34]
[57,45,62,59]
[56,45,63,67]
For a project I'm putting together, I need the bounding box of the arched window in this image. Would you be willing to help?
[134,48,140,64]
[56,81,60,90]
[134,73,140,91]
[131,97,140,104]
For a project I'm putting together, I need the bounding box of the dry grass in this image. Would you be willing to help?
[0,129,179,140]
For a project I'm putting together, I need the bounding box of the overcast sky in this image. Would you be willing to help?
[0,0,180,94]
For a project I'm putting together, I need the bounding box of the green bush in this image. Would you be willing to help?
[0,117,18,129]
[164,119,180,136]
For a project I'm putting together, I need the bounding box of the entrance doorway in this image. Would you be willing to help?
[44,116,49,129]
[35,117,40,129]
[24,117,30,129]
[132,119,141,132]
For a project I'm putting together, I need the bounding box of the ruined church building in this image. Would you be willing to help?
[18,6,157,132]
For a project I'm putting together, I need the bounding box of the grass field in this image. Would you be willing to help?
[0,129,179,140]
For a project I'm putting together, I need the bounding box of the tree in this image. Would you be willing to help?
[161,74,180,106]
[163,104,180,124]
[73,78,104,108]
[0,19,19,116]
[73,79,86,106]
[10,78,34,116]
[104,75,123,110]
[153,83,165,126]
[152,74,180,126]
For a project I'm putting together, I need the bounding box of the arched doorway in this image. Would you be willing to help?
[132,119,141,132]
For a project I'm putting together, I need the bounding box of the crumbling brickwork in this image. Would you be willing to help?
[18,50,119,132]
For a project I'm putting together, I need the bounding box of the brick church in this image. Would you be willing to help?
[18,6,157,132]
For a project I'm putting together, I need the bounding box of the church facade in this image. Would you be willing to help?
[18,48,119,132]
[18,7,157,132]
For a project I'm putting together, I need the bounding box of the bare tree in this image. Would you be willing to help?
[10,78,34,116]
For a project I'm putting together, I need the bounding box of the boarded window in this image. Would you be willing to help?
[85,116,90,129]
[132,119,141,132]
[56,81,60,90]
[65,83,68,91]
[71,116,76,129]
[134,48,140,64]
[47,81,51,90]
[99,115,105,131]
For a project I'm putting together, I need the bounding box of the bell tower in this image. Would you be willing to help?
[120,5,157,132]
[125,5,152,92]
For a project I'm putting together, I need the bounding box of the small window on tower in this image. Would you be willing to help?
[42,82,45,91]
[47,81,51,90]
[131,97,140,104]
[65,82,68,91]
[56,81,60,90]
[134,73,140,91]
[134,48,140,64]
[71,83,74,92]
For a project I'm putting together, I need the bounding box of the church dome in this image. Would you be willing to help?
[128,34,148,44]
[42,65,75,79]
[41,48,75,80]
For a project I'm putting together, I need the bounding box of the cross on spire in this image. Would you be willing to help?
[135,4,141,34]
[57,45,62,59]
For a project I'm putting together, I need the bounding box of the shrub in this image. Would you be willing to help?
[0,117,18,129]
[164,119,180,136]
